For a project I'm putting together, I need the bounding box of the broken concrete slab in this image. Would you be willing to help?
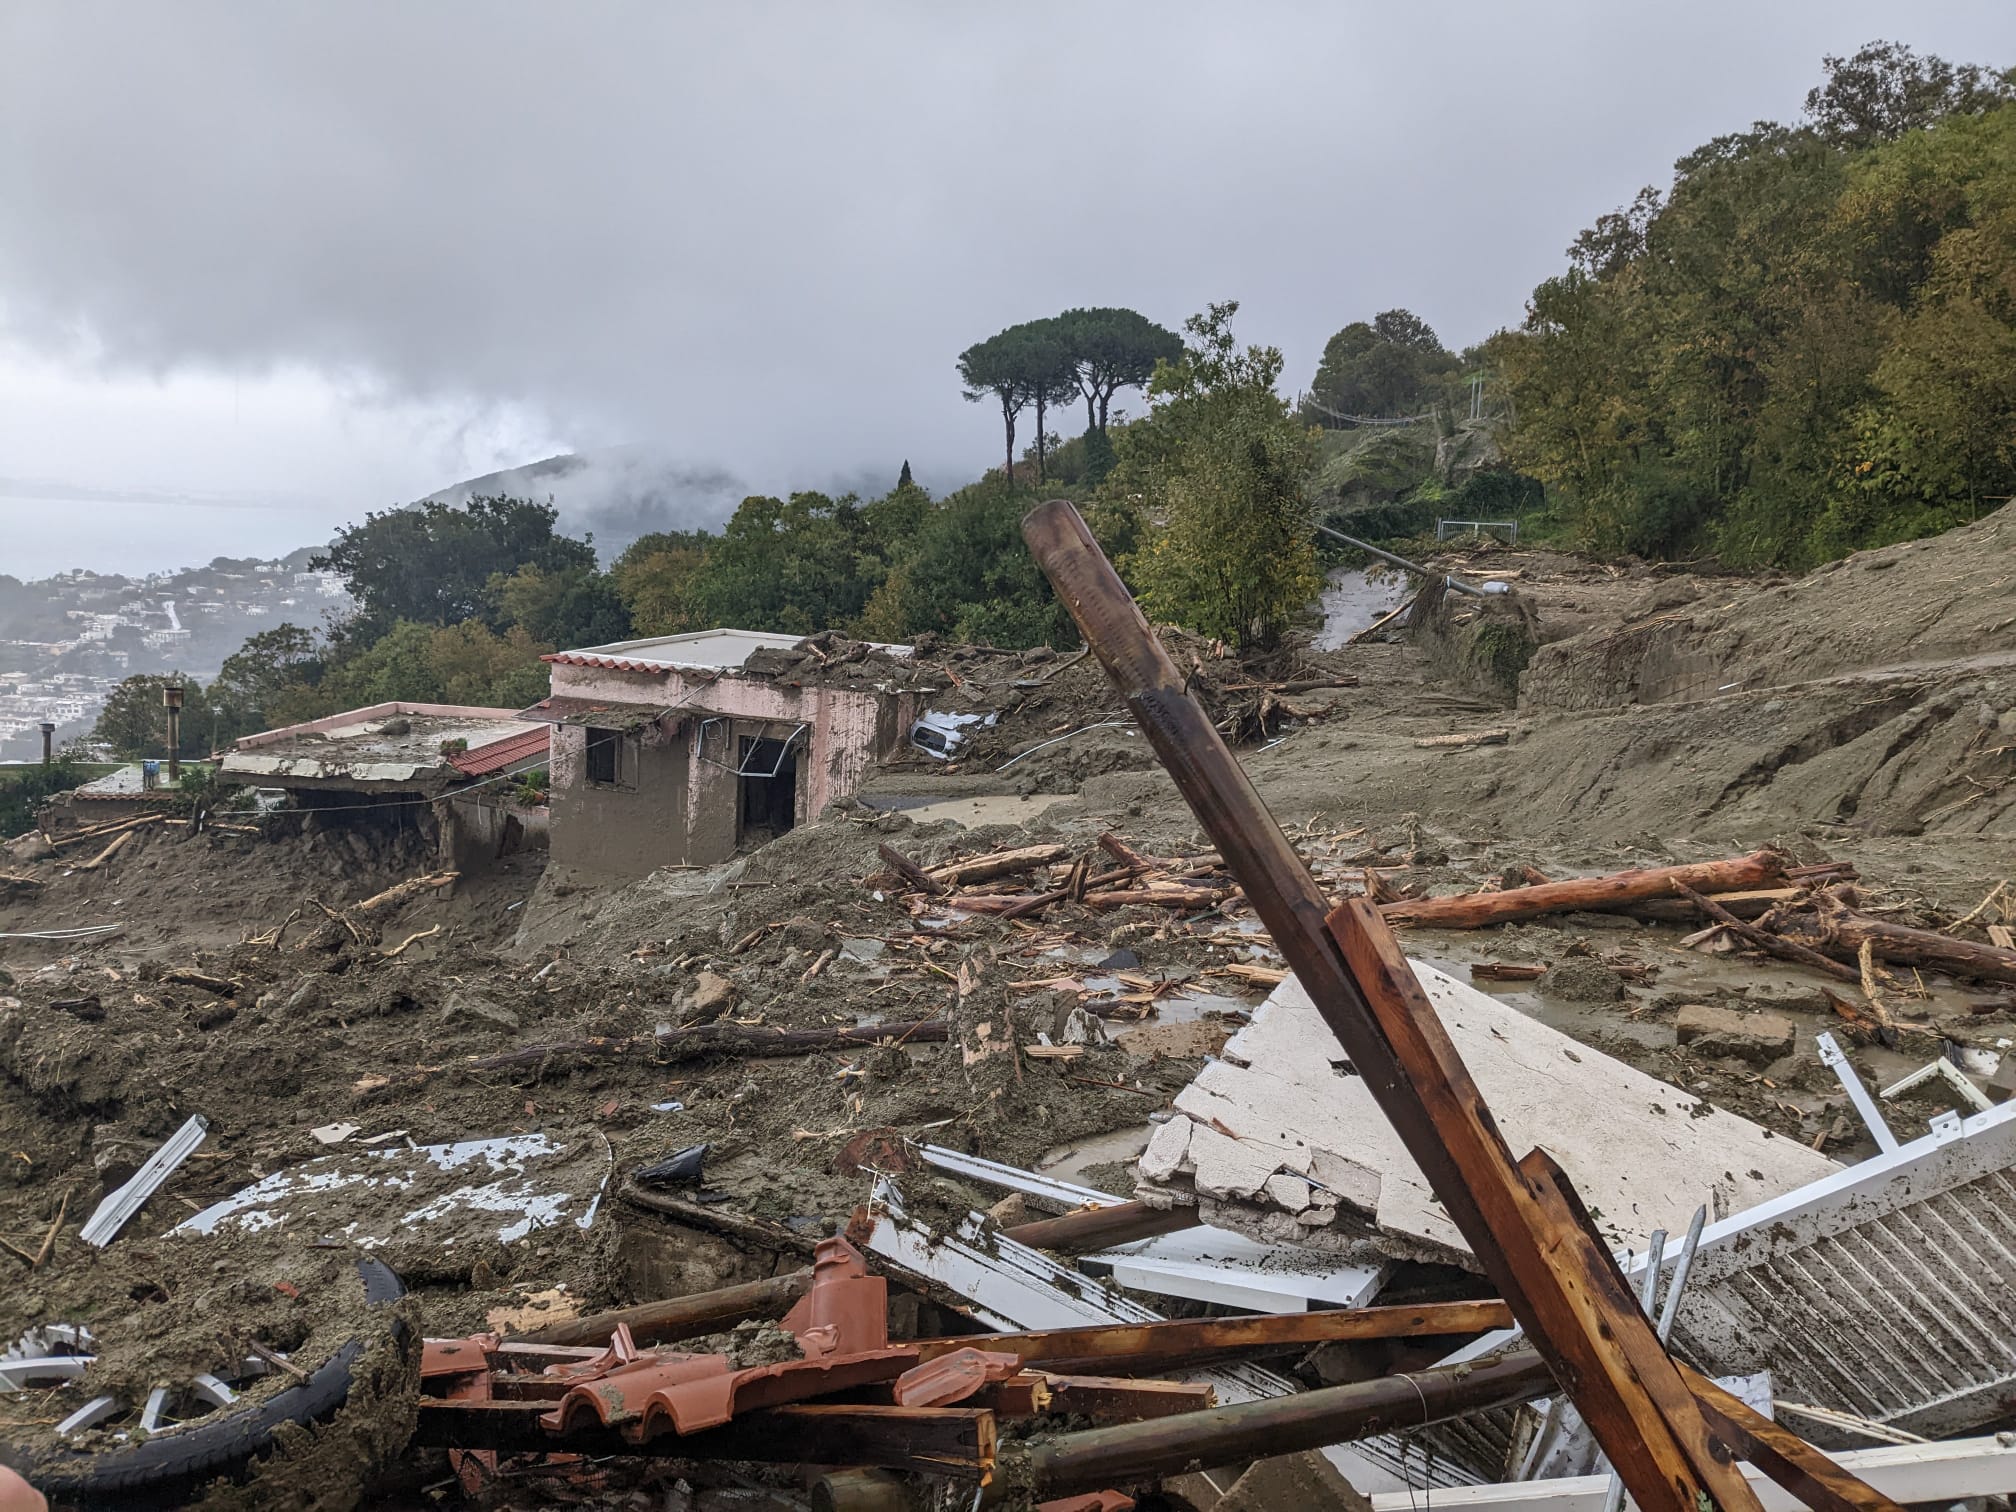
[1138,965,1838,1267]
[1675,1002,1796,1065]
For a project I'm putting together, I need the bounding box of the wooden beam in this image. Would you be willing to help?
[1377,851,1786,928]
[517,1268,813,1347]
[1685,1366,1909,1512]
[414,1398,997,1480]
[1021,498,1766,1512]
[1019,1349,1552,1499]
[1000,1201,1201,1253]
[1041,1375,1216,1423]
[1336,896,1762,1509]
[909,1301,1515,1372]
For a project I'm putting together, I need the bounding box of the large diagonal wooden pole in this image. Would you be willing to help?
[1021,500,1890,1512]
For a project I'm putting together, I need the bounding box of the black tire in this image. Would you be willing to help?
[7,1257,407,1508]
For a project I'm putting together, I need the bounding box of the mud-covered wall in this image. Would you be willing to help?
[548,717,691,876]
[544,662,912,876]
[440,789,548,872]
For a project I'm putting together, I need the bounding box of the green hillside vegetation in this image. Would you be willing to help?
[1491,41,2016,565]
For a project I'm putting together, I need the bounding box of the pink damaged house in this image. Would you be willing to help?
[520,629,921,878]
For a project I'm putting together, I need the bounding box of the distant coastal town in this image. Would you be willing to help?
[0,547,346,760]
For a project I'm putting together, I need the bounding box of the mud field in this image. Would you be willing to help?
[0,507,2011,1507]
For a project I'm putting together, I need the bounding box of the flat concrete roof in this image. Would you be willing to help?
[546,627,916,676]
[546,628,805,673]
[221,703,543,788]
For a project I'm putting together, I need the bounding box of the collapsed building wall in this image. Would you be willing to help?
[541,648,915,879]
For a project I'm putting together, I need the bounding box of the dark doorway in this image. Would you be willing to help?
[738,736,797,842]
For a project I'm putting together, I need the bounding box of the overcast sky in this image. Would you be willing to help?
[1,2,2010,578]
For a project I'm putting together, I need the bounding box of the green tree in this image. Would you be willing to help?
[859,473,1069,647]
[0,757,86,840]
[1497,44,2016,566]
[1303,309,1460,422]
[1804,39,2014,148]
[489,562,630,648]
[318,494,597,635]
[426,622,554,707]
[958,332,1034,478]
[92,673,216,760]
[1055,307,1184,433]
[686,492,882,635]
[611,529,717,637]
[1013,318,1081,481]
[1118,302,1321,649]
[211,624,323,741]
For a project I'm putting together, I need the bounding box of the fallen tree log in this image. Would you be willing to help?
[51,813,164,846]
[353,871,459,913]
[1380,850,1786,929]
[1614,887,1826,924]
[960,885,1229,915]
[73,829,140,871]
[926,843,1069,888]
[1777,900,2016,987]
[463,1018,952,1073]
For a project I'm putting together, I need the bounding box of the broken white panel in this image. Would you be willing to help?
[80,1114,210,1247]
[1647,1094,2016,1438]
[1816,1032,1899,1153]
[1879,1054,1994,1114]
[862,1181,1469,1495]
[1140,967,1839,1266]
[916,1144,1120,1211]
[1367,1434,2016,1511]
[1436,1095,2016,1451]
[1088,1227,1388,1315]
[176,1130,612,1247]
[918,1141,1387,1312]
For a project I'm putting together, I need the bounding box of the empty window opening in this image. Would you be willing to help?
[738,736,797,841]
[585,727,621,785]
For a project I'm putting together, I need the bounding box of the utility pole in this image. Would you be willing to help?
[163,683,184,783]
[39,721,54,767]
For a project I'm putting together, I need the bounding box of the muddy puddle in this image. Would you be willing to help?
[1313,566,1411,650]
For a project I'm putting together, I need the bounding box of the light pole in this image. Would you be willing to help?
[163,683,185,783]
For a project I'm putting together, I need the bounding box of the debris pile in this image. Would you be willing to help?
[0,503,2012,1507]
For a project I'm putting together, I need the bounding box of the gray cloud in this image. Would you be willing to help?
[1,1,2010,544]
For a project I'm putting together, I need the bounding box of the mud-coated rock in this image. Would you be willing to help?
[681,970,736,1025]
[91,1124,144,1191]
[443,988,521,1033]
[1676,1002,1796,1065]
